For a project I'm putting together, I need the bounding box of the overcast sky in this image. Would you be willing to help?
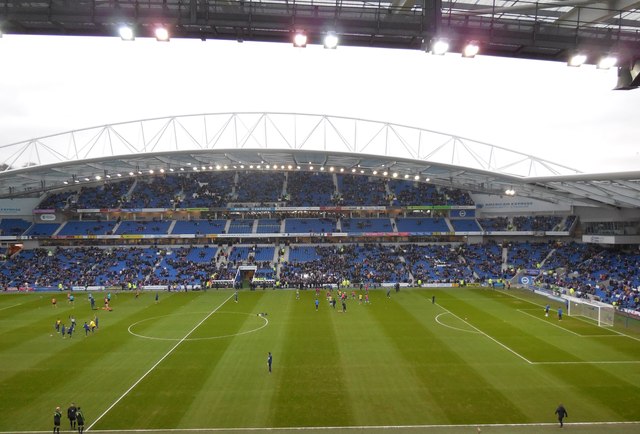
[0,34,638,174]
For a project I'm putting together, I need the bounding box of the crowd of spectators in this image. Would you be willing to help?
[336,174,388,206]
[402,244,473,283]
[123,176,180,208]
[285,172,336,206]
[75,179,134,209]
[477,217,509,231]
[1,241,639,312]
[512,216,563,231]
[235,172,285,203]
[38,170,485,211]
[179,172,235,208]
[37,190,76,210]
[279,244,409,287]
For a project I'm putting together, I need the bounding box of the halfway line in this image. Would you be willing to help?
[86,293,235,432]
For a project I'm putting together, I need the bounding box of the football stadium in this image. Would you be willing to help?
[1,2,640,434]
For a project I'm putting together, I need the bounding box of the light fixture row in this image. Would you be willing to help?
[428,37,620,69]
[118,25,169,41]
[61,165,432,185]
[292,31,338,49]
[114,24,622,69]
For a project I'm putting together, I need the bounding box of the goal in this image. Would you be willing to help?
[565,295,615,327]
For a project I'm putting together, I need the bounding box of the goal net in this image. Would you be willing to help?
[565,295,615,327]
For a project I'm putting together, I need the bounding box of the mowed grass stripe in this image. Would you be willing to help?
[0,291,198,431]
[398,290,598,422]
[328,290,450,426]
[268,290,354,427]
[174,291,293,429]
[2,288,640,433]
[0,292,231,432]
[370,289,530,425]
[438,289,588,363]
[432,289,640,422]
[91,291,240,430]
[462,289,640,362]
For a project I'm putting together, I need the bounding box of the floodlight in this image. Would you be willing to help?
[414,175,420,181]
[597,55,618,70]
[155,27,170,42]
[293,32,307,48]
[568,53,587,67]
[462,41,480,58]
[95,175,102,181]
[118,26,135,41]
[324,32,339,49]
[431,39,449,55]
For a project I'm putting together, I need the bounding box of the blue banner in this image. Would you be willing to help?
[450,209,475,218]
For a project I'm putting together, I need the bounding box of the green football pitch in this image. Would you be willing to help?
[1,287,639,434]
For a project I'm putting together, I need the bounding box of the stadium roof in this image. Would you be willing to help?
[1,1,639,68]
[1,112,639,209]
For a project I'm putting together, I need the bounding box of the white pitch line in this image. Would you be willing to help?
[5,420,640,433]
[433,301,534,364]
[86,292,235,432]
[0,302,23,311]
[499,288,640,343]
[434,312,480,334]
[517,308,584,337]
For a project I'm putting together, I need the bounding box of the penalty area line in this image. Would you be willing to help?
[86,292,236,432]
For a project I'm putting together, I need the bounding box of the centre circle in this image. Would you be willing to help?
[128,311,268,341]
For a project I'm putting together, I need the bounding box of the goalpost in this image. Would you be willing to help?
[565,295,615,327]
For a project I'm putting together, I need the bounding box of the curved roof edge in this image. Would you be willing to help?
[0,112,580,178]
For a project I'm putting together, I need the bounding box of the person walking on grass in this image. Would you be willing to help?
[67,402,77,430]
[267,352,272,373]
[555,403,568,427]
[76,407,85,434]
[53,406,61,434]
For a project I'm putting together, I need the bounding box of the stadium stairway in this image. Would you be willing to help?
[445,218,455,232]
[167,220,178,234]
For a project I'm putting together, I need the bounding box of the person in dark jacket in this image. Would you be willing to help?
[67,403,77,429]
[76,407,85,434]
[53,407,62,434]
[555,403,568,427]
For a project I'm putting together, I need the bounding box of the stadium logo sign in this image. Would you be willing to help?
[40,214,56,221]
